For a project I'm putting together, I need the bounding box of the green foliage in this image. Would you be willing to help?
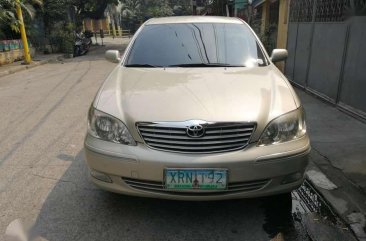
[258,23,278,54]
[171,0,192,16]
[43,0,118,28]
[121,0,142,20]
[42,0,117,53]
[0,0,41,37]
[146,0,173,17]
[42,0,69,34]
[61,23,74,55]
[120,0,175,19]
[71,0,119,25]
[209,0,226,16]
[48,22,74,54]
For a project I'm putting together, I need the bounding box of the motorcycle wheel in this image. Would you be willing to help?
[74,46,81,57]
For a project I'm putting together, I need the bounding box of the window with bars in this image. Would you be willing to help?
[315,0,350,22]
[289,0,365,23]
[289,0,315,22]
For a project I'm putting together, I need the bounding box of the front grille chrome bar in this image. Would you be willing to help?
[136,120,256,154]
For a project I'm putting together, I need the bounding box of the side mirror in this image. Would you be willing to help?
[105,50,121,63]
[270,49,288,63]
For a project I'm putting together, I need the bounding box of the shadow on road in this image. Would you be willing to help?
[45,41,129,66]
[28,149,309,241]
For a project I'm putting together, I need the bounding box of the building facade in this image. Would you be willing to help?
[252,0,366,120]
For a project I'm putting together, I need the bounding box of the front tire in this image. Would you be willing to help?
[74,46,81,57]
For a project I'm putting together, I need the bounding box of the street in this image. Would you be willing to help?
[0,40,356,241]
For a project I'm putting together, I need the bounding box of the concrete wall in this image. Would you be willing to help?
[0,48,36,66]
[84,18,110,32]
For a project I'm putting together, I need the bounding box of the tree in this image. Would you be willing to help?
[209,0,227,16]
[42,0,69,34]
[171,0,192,16]
[146,0,173,17]
[0,0,42,38]
[120,0,142,19]
[70,0,119,25]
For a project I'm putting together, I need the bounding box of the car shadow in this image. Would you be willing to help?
[29,149,305,241]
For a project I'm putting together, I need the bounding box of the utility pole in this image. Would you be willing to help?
[192,0,197,15]
[15,0,31,64]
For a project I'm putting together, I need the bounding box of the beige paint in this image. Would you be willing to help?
[84,16,310,200]
[146,16,244,25]
[95,66,299,143]
[95,16,302,143]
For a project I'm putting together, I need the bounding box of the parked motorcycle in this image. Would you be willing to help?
[74,31,92,57]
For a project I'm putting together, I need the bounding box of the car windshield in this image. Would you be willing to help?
[125,23,267,68]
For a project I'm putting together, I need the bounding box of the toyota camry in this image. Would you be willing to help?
[84,16,310,200]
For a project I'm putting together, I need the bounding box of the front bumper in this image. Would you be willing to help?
[84,134,310,201]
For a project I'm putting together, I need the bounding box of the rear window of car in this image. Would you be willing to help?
[125,23,267,68]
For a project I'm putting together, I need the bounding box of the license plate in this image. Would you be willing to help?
[164,169,227,190]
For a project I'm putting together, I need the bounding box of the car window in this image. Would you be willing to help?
[125,23,267,67]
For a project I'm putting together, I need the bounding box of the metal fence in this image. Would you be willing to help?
[285,0,366,120]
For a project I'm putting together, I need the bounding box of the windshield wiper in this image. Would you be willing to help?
[124,64,163,68]
[167,63,245,67]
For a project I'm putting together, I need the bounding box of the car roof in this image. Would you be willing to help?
[145,16,244,25]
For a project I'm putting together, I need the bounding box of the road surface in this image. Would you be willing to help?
[0,39,352,241]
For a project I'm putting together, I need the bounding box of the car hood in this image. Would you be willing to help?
[95,66,299,141]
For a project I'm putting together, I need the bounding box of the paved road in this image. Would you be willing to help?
[0,39,318,241]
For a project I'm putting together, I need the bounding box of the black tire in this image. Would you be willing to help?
[265,192,292,211]
[74,46,81,57]
[84,45,89,54]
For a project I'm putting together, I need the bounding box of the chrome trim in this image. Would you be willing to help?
[140,132,251,140]
[122,177,270,195]
[136,120,256,154]
[143,137,250,145]
[147,142,245,151]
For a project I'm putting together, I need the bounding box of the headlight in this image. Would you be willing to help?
[88,107,136,146]
[258,107,306,146]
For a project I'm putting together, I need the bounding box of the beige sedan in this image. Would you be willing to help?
[84,16,310,200]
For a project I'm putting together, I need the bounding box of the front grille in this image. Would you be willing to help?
[122,177,270,196]
[137,121,256,153]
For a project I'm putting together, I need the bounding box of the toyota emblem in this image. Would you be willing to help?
[186,125,205,138]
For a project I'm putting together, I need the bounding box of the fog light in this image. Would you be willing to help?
[281,172,303,184]
[90,169,112,183]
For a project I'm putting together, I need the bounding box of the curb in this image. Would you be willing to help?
[0,55,63,78]
[306,161,366,241]
[0,44,104,78]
